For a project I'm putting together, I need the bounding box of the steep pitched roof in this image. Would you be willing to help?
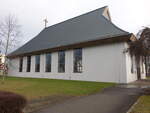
[9,6,130,57]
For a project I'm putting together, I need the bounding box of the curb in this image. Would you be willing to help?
[126,97,140,113]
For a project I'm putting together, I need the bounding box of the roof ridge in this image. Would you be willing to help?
[45,6,107,30]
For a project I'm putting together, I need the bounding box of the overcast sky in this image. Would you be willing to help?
[0,0,150,43]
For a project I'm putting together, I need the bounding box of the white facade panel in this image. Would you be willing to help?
[8,42,141,83]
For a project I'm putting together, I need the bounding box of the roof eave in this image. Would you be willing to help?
[7,33,132,58]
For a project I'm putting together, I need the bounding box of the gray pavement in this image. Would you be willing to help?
[34,86,142,113]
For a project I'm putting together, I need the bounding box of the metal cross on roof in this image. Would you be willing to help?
[43,18,48,28]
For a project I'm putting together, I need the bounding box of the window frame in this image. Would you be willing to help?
[35,55,40,72]
[19,57,23,72]
[58,51,65,73]
[45,53,52,72]
[131,56,134,73]
[73,48,83,73]
[26,56,31,72]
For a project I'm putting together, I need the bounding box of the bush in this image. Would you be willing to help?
[0,91,27,113]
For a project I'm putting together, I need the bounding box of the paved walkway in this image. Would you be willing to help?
[34,86,143,113]
[129,79,150,88]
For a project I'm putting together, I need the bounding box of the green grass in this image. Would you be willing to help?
[0,77,115,100]
[131,96,150,113]
[147,76,150,79]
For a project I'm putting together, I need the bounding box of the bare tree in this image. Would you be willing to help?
[128,27,150,79]
[0,14,21,54]
[0,14,22,83]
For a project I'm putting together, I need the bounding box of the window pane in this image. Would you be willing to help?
[35,55,40,72]
[74,48,82,73]
[19,57,23,72]
[58,51,65,73]
[45,53,51,72]
[26,56,31,72]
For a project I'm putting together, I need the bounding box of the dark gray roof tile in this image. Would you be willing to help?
[9,6,129,57]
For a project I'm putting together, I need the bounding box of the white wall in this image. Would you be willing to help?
[8,42,133,83]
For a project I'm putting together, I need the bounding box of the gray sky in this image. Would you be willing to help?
[0,0,150,43]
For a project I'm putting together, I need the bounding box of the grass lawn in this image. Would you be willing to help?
[131,95,150,113]
[130,77,150,113]
[0,77,115,100]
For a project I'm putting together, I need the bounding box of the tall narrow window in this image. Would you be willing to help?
[45,53,51,72]
[19,57,23,72]
[131,56,134,73]
[58,51,65,73]
[35,55,40,72]
[74,48,82,73]
[26,56,31,72]
[131,56,135,73]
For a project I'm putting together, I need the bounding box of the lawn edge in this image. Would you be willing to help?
[126,97,140,113]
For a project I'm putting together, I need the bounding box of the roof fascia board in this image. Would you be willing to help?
[8,34,132,58]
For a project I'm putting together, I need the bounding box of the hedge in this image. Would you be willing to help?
[0,91,27,113]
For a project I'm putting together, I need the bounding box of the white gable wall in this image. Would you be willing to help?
[8,42,138,83]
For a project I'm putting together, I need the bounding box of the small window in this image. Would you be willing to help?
[58,51,65,73]
[131,56,134,73]
[141,57,144,74]
[26,56,31,72]
[35,55,40,72]
[19,57,23,72]
[45,53,51,72]
[74,48,82,73]
[131,56,136,73]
